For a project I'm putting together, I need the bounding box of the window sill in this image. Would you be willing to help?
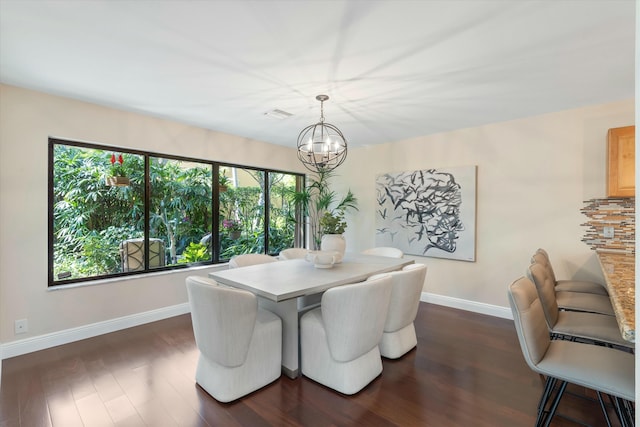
[48,263,229,291]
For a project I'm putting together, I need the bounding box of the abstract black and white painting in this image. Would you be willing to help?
[375,166,476,261]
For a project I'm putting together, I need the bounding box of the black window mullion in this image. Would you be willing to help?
[47,141,55,285]
[295,175,306,248]
[144,155,150,271]
[264,172,270,255]
[212,164,220,262]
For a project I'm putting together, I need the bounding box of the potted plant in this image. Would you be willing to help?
[320,211,347,235]
[319,210,349,260]
[219,171,230,193]
[222,219,242,239]
[106,153,130,187]
[290,169,357,251]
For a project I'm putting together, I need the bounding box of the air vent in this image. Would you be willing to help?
[264,109,293,119]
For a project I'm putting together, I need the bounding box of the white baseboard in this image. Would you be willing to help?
[421,292,513,320]
[1,295,510,361]
[1,303,190,360]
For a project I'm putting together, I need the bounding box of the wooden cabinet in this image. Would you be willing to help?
[607,125,635,197]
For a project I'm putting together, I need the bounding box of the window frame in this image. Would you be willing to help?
[48,138,305,287]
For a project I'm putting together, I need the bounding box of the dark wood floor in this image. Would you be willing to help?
[1,303,621,426]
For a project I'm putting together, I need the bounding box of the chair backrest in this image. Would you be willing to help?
[320,274,393,362]
[526,262,559,328]
[186,276,257,367]
[279,248,308,260]
[383,263,427,332]
[507,277,551,371]
[361,247,404,258]
[532,248,557,283]
[120,238,165,272]
[229,253,277,268]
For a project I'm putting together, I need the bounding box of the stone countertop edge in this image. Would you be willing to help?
[595,251,635,343]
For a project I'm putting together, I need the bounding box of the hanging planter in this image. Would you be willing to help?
[219,171,230,193]
[106,153,130,187]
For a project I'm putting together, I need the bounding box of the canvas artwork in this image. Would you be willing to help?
[374,166,477,261]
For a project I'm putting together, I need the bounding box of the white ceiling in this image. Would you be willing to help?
[0,0,635,149]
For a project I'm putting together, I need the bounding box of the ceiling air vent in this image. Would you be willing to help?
[264,109,293,119]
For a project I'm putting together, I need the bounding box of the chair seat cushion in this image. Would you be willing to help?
[537,340,635,401]
[554,311,633,349]
[556,291,614,316]
[555,279,608,296]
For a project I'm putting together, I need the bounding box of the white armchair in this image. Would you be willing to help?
[278,248,308,260]
[228,253,277,268]
[186,276,282,402]
[378,263,427,359]
[300,274,392,395]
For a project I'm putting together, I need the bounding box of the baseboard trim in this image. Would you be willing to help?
[1,295,511,361]
[1,303,190,360]
[421,292,512,320]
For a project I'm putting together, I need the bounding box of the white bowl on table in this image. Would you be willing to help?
[305,250,341,269]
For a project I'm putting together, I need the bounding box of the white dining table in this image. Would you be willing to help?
[208,253,414,378]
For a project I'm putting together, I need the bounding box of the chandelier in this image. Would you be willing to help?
[296,95,347,172]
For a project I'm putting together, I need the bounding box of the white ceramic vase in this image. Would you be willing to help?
[320,234,345,263]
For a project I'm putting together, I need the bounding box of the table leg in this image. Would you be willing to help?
[258,297,299,379]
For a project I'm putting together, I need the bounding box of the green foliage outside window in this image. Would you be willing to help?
[51,142,301,284]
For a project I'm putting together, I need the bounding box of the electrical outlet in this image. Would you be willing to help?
[14,319,28,334]
[603,226,615,238]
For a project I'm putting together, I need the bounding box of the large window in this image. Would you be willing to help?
[217,167,298,260]
[49,139,304,286]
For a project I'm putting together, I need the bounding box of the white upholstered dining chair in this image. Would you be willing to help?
[300,274,393,395]
[186,276,282,402]
[278,248,308,260]
[228,253,277,268]
[376,263,427,359]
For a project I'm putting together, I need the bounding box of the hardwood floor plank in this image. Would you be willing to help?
[113,413,146,427]
[46,390,83,427]
[103,395,137,424]
[75,392,114,426]
[92,372,126,403]
[17,371,51,427]
[135,398,179,426]
[1,303,626,427]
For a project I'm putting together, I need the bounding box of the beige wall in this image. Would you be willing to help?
[339,99,635,308]
[0,84,306,344]
[0,83,635,347]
